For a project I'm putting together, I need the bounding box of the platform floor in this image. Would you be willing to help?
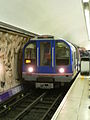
[51,74,90,120]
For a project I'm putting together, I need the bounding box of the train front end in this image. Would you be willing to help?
[22,36,76,88]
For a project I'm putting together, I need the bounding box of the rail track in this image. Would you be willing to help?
[0,87,69,120]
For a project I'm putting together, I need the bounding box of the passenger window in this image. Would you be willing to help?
[24,42,36,64]
[55,42,70,65]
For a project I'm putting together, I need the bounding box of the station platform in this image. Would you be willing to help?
[51,74,90,120]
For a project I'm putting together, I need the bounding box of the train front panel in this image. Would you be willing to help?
[22,39,76,83]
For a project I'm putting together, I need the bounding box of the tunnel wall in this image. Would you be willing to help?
[0,22,37,92]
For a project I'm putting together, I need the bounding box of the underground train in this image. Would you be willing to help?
[22,35,80,88]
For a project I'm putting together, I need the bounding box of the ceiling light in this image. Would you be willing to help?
[84,9,90,40]
[83,0,89,3]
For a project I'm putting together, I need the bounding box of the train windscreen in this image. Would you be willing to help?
[24,42,36,64]
[40,42,51,66]
[55,42,70,65]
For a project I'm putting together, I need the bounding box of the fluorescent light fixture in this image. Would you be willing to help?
[83,0,89,2]
[84,9,90,40]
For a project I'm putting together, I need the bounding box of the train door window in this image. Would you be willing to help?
[72,53,73,62]
[24,42,36,64]
[40,42,51,66]
[74,52,76,66]
[55,42,70,65]
[73,52,75,65]
[72,52,74,70]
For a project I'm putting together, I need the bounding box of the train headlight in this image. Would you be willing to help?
[28,67,34,73]
[59,68,65,73]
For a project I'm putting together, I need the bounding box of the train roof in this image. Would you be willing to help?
[30,35,76,51]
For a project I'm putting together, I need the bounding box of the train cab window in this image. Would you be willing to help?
[24,42,36,64]
[55,42,70,65]
[40,42,51,66]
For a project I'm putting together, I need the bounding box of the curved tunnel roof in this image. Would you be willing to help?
[0,0,90,49]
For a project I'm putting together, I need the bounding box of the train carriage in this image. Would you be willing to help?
[22,35,80,88]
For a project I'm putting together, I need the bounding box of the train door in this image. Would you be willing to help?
[37,40,55,73]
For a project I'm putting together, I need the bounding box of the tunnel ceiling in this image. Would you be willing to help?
[0,0,90,49]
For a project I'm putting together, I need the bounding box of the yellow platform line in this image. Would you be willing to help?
[80,75,84,80]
